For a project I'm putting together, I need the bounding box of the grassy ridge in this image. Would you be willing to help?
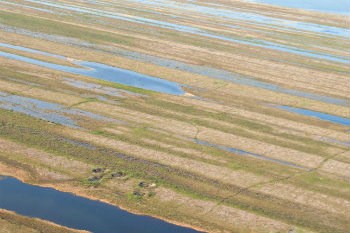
[0,1,349,232]
[0,10,133,46]
[0,109,348,232]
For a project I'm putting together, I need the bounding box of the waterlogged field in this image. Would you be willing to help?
[0,0,349,232]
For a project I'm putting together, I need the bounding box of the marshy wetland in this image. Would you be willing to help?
[0,0,349,233]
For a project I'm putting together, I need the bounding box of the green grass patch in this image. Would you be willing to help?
[0,10,133,46]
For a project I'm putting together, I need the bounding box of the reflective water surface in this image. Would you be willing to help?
[0,176,201,233]
[1,42,348,107]
[0,44,185,95]
[276,105,350,126]
[250,0,350,14]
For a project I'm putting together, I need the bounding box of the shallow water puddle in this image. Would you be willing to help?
[0,42,65,59]
[82,41,347,106]
[8,0,350,62]
[276,105,350,126]
[0,176,201,233]
[63,78,145,98]
[0,92,121,128]
[127,0,350,37]
[318,137,350,148]
[103,46,349,107]
[0,43,185,95]
[194,139,308,170]
[0,0,54,13]
[0,35,348,106]
[0,92,76,127]
[248,0,350,14]
[126,0,349,62]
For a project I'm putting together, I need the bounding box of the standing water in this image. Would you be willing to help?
[0,176,201,233]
